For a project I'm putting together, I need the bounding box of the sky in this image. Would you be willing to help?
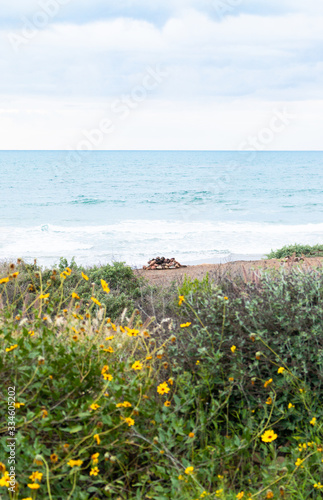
[0,0,322,150]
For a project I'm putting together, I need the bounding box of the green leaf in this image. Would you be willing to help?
[60,425,83,433]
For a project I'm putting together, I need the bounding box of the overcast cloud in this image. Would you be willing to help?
[0,0,322,149]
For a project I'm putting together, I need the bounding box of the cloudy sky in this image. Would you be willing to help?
[0,0,322,149]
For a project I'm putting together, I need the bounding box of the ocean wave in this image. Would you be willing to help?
[68,197,106,205]
[0,220,323,268]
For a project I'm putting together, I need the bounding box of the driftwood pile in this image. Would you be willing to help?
[143,256,187,270]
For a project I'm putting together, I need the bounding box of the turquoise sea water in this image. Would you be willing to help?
[0,150,323,267]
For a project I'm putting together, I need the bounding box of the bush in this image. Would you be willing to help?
[0,259,147,320]
[0,263,322,499]
[267,243,323,259]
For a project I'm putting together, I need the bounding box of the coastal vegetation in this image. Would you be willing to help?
[0,257,322,499]
[267,243,323,259]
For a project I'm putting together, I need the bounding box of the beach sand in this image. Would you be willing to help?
[135,257,323,287]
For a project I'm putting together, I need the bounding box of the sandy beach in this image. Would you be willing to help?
[135,256,323,287]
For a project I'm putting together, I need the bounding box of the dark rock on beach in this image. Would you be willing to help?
[144,256,187,270]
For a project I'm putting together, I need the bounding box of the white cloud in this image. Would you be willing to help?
[1,4,323,149]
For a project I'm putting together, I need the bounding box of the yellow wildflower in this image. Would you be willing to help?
[29,472,43,482]
[261,430,278,443]
[124,417,135,427]
[288,403,294,409]
[105,336,114,341]
[266,490,274,499]
[229,377,234,382]
[264,378,273,388]
[0,462,6,473]
[116,401,132,408]
[101,279,110,294]
[157,382,170,395]
[94,434,101,445]
[12,272,19,278]
[0,277,9,284]
[89,403,100,411]
[91,453,99,465]
[39,293,49,299]
[310,417,317,426]
[91,297,102,307]
[185,466,194,475]
[231,345,237,353]
[0,472,10,487]
[188,432,195,438]
[41,409,48,419]
[266,397,272,405]
[178,475,184,480]
[103,346,114,353]
[180,322,191,328]
[68,459,83,468]
[125,328,139,337]
[82,272,89,281]
[72,292,80,299]
[6,344,18,352]
[50,454,58,463]
[295,458,304,467]
[164,401,171,407]
[27,484,40,489]
[178,295,185,306]
[90,467,99,476]
[236,493,244,500]
[14,402,25,408]
[132,361,143,371]
[278,367,285,374]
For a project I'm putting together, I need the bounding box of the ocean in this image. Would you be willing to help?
[0,150,322,268]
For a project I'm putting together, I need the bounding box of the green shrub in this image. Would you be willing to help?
[0,263,322,499]
[0,259,147,320]
[267,243,323,259]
